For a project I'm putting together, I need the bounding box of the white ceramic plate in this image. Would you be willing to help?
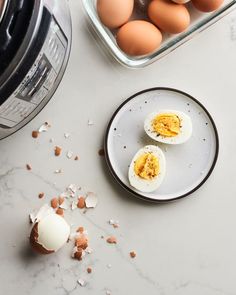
[105,88,219,202]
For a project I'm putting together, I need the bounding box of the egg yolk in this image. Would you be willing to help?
[152,113,181,137]
[134,153,159,180]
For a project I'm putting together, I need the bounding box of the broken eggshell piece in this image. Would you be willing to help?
[29,204,54,224]
[85,192,98,208]
[30,212,70,254]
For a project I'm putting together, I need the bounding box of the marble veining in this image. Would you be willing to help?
[1,1,236,295]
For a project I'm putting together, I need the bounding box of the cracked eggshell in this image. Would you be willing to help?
[30,213,70,254]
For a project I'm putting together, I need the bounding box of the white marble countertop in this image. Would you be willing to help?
[1,1,236,295]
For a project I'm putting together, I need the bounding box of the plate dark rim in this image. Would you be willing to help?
[104,87,219,203]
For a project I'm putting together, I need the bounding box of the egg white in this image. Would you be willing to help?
[37,214,70,252]
[144,110,192,145]
[128,145,166,193]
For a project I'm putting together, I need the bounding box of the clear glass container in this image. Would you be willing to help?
[82,0,236,68]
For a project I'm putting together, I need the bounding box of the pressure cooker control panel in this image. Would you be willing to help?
[0,17,67,128]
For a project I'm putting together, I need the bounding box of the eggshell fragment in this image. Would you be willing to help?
[130,251,137,258]
[87,267,92,274]
[32,131,39,138]
[77,196,86,209]
[148,0,190,34]
[85,192,98,208]
[29,204,54,224]
[54,146,62,156]
[72,230,89,261]
[75,234,88,250]
[30,213,70,254]
[97,0,134,29]
[51,197,58,209]
[56,208,64,217]
[116,20,162,56]
[192,0,224,12]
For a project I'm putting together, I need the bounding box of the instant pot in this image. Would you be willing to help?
[0,0,72,139]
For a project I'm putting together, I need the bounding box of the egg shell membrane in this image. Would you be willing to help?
[30,223,54,255]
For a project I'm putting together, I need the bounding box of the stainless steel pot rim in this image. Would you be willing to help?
[0,0,9,24]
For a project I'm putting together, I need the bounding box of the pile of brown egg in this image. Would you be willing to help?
[97,0,224,56]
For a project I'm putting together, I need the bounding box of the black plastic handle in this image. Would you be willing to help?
[0,0,24,51]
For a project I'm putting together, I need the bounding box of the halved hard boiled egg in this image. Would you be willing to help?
[144,110,192,144]
[128,145,166,193]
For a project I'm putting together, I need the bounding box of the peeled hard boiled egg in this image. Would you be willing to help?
[192,0,224,12]
[30,213,70,254]
[128,145,166,193]
[144,110,192,144]
[116,20,162,56]
[97,0,134,29]
[148,0,190,34]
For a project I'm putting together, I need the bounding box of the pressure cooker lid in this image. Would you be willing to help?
[0,0,8,24]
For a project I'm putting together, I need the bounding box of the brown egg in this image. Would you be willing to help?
[97,0,134,29]
[148,0,190,34]
[192,0,224,12]
[0,0,4,16]
[116,20,162,56]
